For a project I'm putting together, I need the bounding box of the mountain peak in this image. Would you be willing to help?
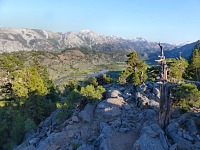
[0,27,176,53]
[132,37,147,42]
[80,29,93,33]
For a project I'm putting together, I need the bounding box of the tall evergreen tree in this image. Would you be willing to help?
[167,58,188,82]
[190,49,200,81]
[32,55,58,101]
[118,52,148,85]
[185,42,200,81]
[12,67,47,98]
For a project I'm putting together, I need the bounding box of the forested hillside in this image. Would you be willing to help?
[0,53,58,149]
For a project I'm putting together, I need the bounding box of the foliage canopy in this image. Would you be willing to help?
[118,52,148,86]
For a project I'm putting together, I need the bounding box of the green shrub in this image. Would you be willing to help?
[56,102,74,124]
[102,74,113,84]
[24,118,36,133]
[65,79,79,92]
[56,89,82,124]
[80,85,106,102]
[10,114,26,144]
[173,83,200,111]
[88,77,98,87]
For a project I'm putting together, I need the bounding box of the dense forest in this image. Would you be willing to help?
[0,41,200,149]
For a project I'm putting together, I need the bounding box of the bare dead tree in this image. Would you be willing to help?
[156,43,175,129]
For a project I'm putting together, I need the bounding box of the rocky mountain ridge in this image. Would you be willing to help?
[0,27,175,54]
[15,82,200,150]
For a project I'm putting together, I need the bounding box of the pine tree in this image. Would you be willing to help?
[185,41,200,81]
[118,52,148,85]
[32,55,58,101]
[12,67,47,98]
[167,58,188,82]
[190,49,200,81]
[0,54,25,100]
[80,85,105,102]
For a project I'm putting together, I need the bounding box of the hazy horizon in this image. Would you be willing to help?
[0,0,199,44]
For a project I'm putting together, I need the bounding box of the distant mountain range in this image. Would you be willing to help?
[147,42,197,65]
[0,28,175,52]
[0,27,198,64]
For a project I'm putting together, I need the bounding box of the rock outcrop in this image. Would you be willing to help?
[15,82,200,150]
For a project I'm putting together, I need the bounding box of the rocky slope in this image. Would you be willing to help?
[0,28,175,54]
[15,82,200,150]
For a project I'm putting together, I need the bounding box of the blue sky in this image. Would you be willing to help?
[0,0,199,44]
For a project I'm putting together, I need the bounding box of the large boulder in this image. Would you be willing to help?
[138,109,157,122]
[78,103,96,123]
[96,97,126,117]
[135,92,159,109]
[133,123,168,150]
[99,122,137,150]
[106,90,122,98]
[135,92,149,107]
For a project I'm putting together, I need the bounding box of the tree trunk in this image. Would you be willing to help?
[196,68,199,81]
[159,83,175,129]
[157,43,172,129]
